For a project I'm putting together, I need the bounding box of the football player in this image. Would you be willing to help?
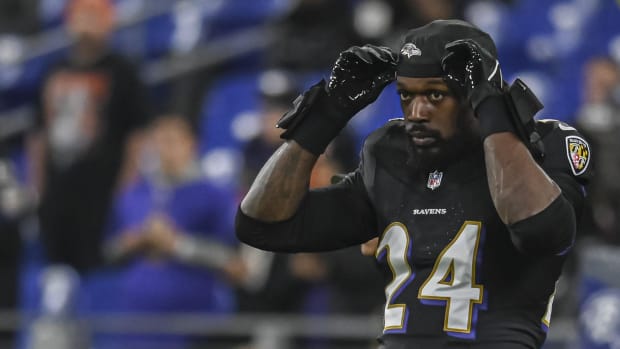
[236,19,592,349]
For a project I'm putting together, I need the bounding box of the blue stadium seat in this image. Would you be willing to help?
[198,72,263,154]
[143,13,175,59]
[205,0,290,40]
[38,0,69,29]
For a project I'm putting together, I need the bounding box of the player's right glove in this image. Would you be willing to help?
[277,45,397,155]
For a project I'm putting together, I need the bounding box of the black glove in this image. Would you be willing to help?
[277,45,397,155]
[327,45,398,115]
[442,39,516,139]
[441,38,504,110]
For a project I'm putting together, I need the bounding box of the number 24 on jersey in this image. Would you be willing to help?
[376,221,484,335]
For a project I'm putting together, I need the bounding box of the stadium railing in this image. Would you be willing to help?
[0,311,577,349]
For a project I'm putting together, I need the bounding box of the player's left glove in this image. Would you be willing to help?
[441,39,546,157]
[441,38,504,110]
[441,39,518,140]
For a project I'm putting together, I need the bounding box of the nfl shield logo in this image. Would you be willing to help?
[427,170,443,190]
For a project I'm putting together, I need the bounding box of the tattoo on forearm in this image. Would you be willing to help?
[241,141,318,221]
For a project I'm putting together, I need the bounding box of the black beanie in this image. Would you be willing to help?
[397,19,497,78]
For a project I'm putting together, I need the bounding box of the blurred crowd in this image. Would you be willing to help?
[0,0,619,348]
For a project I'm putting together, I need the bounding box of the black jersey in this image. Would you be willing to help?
[235,118,592,348]
[357,118,591,348]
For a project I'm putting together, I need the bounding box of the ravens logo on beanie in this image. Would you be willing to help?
[397,19,497,78]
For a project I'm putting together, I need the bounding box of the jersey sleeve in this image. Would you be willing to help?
[235,159,378,253]
[504,120,593,255]
[537,119,593,214]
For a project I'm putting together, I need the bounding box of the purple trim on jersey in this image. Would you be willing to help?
[556,245,572,256]
[408,238,413,259]
[377,249,387,262]
[479,289,489,311]
[541,321,549,332]
[447,329,477,340]
[420,299,446,306]
[403,308,411,333]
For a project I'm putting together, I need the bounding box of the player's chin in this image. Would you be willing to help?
[413,143,444,160]
[412,138,448,166]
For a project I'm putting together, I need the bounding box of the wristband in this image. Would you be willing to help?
[277,80,349,155]
[475,94,517,139]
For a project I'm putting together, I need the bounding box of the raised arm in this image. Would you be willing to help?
[239,44,396,221]
[237,45,397,252]
[442,39,578,255]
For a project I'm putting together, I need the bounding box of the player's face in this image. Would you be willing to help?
[396,76,479,167]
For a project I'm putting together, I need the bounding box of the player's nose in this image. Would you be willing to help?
[405,96,430,122]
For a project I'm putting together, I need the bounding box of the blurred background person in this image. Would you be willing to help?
[233,72,383,347]
[235,67,381,313]
[0,0,39,35]
[100,113,237,349]
[304,138,385,317]
[27,0,150,273]
[265,0,361,72]
[352,0,460,47]
[0,2,47,347]
[238,70,300,192]
[234,71,321,317]
[0,140,33,348]
[572,57,620,349]
[575,57,620,244]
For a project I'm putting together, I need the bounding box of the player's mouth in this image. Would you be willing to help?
[411,133,437,146]
[406,123,442,147]
[407,128,441,147]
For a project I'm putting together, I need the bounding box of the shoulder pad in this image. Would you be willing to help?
[363,118,404,149]
[536,119,593,184]
[360,119,414,186]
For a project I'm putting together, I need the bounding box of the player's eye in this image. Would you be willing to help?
[428,90,445,103]
[398,90,412,101]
